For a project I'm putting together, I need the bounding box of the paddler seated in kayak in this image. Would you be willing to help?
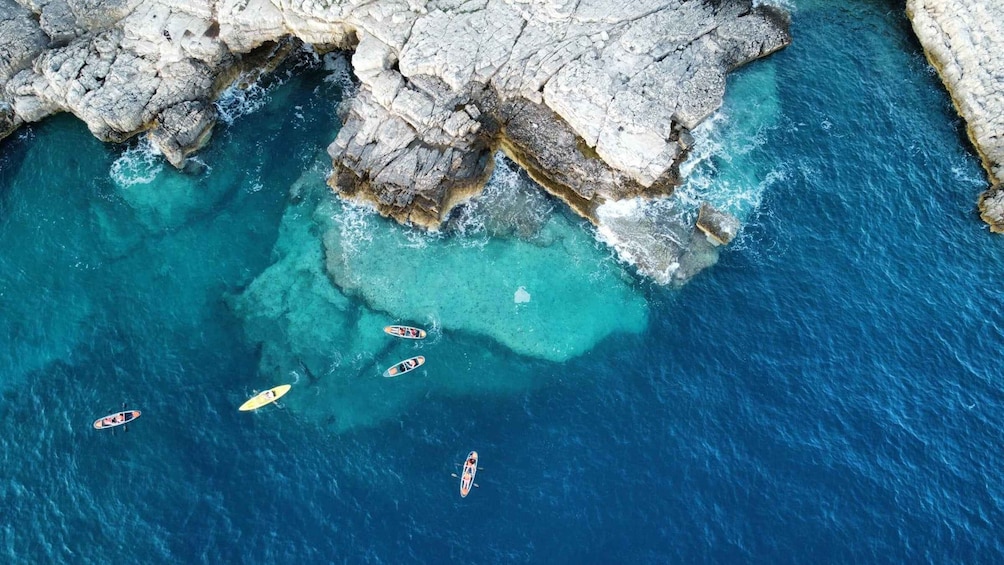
[113,413,124,423]
[102,416,115,426]
[263,390,275,400]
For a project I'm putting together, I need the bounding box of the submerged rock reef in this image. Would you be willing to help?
[906,0,1004,231]
[0,0,791,282]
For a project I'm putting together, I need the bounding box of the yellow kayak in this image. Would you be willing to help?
[239,384,291,411]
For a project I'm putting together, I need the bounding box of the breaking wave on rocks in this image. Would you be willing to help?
[109,137,164,188]
[216,77,275,126]
[594,60,783,284]
[321,51,358,98]
[217,48,353,127]
[595,196,705,286]
[445,153,555,243]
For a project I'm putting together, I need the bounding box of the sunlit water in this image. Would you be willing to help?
[3,3,1004,562]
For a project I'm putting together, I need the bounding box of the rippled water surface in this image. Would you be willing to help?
[2,2,1003,562]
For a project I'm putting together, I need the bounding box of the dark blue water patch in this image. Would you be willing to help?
[622,3,1004,561]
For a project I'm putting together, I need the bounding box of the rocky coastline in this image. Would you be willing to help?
[0,0,791,281]
[905,0,1004,231]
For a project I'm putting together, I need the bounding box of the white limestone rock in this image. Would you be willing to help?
[2,0,250,161]
[907,0,1004,197]
[0,0,791,282]
[2,0,790,185]
[0,0,49,86]
[326,0,789,223]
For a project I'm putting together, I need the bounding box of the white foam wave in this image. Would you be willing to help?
[680,107,782,224]
[727,163,792,256]
[186,155,212,175]
[447,153,555,243]
[322,52,358,98]
[402,226,436,249]
[109,137,164,188]
[595,196,696,285]
[754,0,796,13]
[333,200,378,258]
[215,77,273,125]
[679,110,729,181]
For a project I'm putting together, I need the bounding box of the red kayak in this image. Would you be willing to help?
[93,410,141,430]
[460,451,478,498]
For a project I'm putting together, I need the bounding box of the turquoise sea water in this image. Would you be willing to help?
[3,1,1004,562]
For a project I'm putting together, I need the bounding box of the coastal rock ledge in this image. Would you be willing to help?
[0,0,791,278]
[906,0,1004,230]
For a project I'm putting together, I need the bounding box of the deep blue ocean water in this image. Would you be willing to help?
[3,1,1003,562]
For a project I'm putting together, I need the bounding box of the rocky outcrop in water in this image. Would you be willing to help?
[325,0,790,227]
[978,183,1004,232]
[906,0,1004,230]
[0,0,791,281]
[0,0,244,166]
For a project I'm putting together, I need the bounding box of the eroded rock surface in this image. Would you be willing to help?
[0,0,790,281]
[978,183,1004,233]
[2,0,243,165]
[324,0,790,226]
[906,0,1004,228]
[697,202,739,246]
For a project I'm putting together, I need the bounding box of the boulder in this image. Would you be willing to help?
[697,203,740,246]
[978,183,1004,233]
[148,99,217,168]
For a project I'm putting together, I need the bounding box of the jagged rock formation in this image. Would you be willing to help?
[0,0,48,138]
[0,0,791,280]
[978,183,1004,232]
[906,0,1004,230]
[325,0,790,226]
[1,0,241,166]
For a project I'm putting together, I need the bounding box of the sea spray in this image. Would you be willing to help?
[593,59,784,284]
[215,46,340,126]
[109,137,164,189]
[215,77,275,126]
[445,153,555,243]
[595,196,701,285]
[322,51,358,98]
